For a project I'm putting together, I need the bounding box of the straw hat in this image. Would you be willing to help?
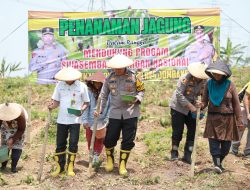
[187,62,209,79]
[85,71,106,83]
[107,54,133,68]
[55,67,82,81]
[0,103,22,121]
[205,69,226,76]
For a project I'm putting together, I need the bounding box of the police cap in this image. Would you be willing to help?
[194,25,204,31]
[42,27,54,35]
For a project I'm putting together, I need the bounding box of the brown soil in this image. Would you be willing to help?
[1,115,250,190]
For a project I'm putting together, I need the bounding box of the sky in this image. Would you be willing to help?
[0,0,250,77]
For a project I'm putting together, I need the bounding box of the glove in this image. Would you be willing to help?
[191,112,205,120]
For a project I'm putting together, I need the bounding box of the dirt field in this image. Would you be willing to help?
[0,117,250,190]
[0,76,250,189]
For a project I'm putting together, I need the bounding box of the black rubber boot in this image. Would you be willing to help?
[1,161,8,171]
[220,155,226,171]
[212,156,223,174]
[182,141,194,164]
[170,140,180,160]
[11,149,22,173]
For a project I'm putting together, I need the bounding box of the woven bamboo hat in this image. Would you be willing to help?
[188,62,209,79]
[107,54,133,68]
[55,67,82,81]
[85,71,106,83]
[0,103,22,121]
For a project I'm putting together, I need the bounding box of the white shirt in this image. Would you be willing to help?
[52,80,90,124]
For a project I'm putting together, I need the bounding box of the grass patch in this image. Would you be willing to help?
[143,127,172,157]
[160,116,171,128]
[143,175,161,185]
[174,172,226,190]
[0,174,8,186]
[158,99,169,107]
[126,175,160,186]
[31,110,47,121]
[21,175,35,185]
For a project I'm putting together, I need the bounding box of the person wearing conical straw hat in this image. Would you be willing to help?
[0,103,28,173]
[198,59,244,174]
[48,67,90,177]
[81,71,111,167]
[169,62,208,164]
[98,54,145,176]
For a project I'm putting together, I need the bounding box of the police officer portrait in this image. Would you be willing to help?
[29,27,69,84]
[184,25,215,66]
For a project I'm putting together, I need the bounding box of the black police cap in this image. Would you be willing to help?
[42,27,54,34]
[194,25,204,31]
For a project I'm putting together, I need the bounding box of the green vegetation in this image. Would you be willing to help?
[0,58,24,78]
[0,174,8,186]
[143,127,172,157]
[220,37,247,65]
[21,175,35,185]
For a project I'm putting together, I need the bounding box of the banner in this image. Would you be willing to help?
[28,8,220,83]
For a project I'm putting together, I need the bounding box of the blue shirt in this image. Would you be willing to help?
[82,89,110,129]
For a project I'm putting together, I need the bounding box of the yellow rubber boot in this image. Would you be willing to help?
[105,147,114,172]
[119,150,130,176]
[51,152,66,177]
[67,152,76,176]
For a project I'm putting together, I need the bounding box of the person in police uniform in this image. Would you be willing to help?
[29,27,68,84]
[185,25,215,66]
[169,62,208,164]
[99,54,145,176]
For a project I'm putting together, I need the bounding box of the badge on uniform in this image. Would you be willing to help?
[136,78,145,91]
